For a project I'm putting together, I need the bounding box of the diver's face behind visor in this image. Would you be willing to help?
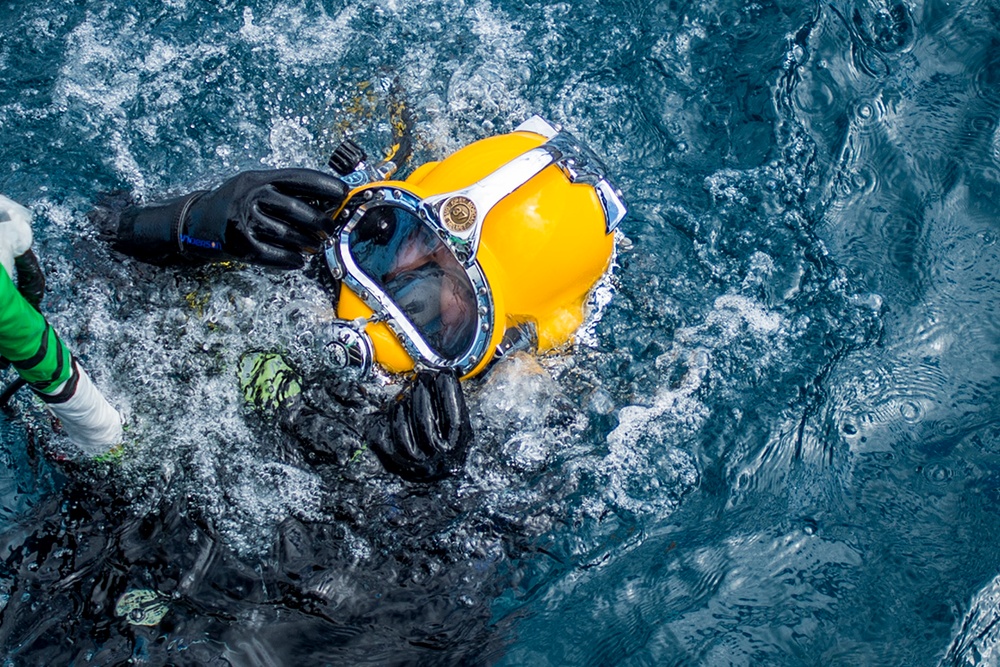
[322,115,627,380]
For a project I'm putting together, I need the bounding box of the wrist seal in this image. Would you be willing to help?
[173,190,211,254]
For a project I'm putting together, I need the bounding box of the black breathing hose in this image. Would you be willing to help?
[0,378,26,411]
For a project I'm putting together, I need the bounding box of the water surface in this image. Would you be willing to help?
[0,0,998,664]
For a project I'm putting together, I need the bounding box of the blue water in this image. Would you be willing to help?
[0,0,998,664]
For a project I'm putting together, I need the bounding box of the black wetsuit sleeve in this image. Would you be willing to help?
[94,169,346,269]
[93,191,209,266]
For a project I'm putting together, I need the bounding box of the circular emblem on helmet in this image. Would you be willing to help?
[442,196,477,232]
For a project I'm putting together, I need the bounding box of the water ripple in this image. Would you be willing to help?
[832,0,916,78]
[973,42,1000,105]
[1,0,999,664]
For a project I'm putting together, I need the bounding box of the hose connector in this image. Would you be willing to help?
[322,320,375,378]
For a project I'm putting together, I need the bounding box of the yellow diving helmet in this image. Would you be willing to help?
[321,115,627,379]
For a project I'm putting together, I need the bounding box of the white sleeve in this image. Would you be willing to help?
[42,365,124,458]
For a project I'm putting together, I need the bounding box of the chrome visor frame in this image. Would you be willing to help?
[324,116,627,375]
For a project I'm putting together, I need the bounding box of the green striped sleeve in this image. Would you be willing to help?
[0,267,74,393]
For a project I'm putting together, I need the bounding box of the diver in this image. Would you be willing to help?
[0,195,123,458]
[95,116,627,482]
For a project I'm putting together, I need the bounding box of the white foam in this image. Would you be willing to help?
[576,238,621,349]
[602,352,707,513]
[54,17,147,190]
[710,294,783,336]
[395,0,533,153]
[239,5,357,65]
[598,288,791,513]
[266,116,317,168]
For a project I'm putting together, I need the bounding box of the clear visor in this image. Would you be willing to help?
[348,205,479,358]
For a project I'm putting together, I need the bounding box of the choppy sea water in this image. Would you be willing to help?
[0,0,998,664]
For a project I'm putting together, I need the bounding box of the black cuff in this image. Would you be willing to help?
[172,190,211,254]
[101,192,208,266]
[31,359,81,405]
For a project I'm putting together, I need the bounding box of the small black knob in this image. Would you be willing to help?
[328,139,367,176]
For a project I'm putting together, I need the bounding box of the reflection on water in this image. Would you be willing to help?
[0,0,998,664]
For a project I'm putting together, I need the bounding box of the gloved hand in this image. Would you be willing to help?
[0,195,44,309]
[0,195,33,279]
[371,370,473,483]
[99,169,348,268]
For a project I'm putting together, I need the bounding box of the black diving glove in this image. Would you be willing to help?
[371,370,473,483]
[95,169,347,268]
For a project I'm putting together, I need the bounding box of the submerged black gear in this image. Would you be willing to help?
[237,350,472,482]
[97,169,347,268]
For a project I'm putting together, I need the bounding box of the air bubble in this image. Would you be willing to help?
[899,400,923,423]
[923,462,952,484]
